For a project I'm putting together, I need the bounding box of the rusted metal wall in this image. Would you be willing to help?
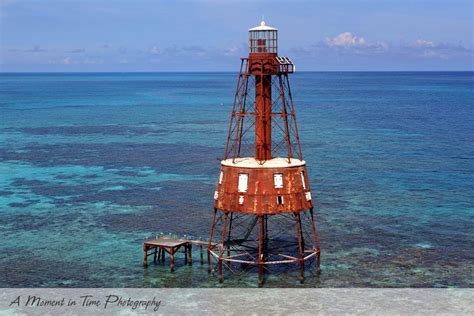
[214,163,313,214]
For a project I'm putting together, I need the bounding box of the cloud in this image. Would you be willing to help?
[327,32,389,55]
[326,32,366,47]
[401,39,473,59]
[289,32,472,62]
[4,33,470,71]
[25,45,47,53]
[179,45,207,57]
[60,56,74,65]
[413,39,435,48]
[291,32,388,57]
[148,44,208,58]
[48,56,103,65]
[67,48,86,53]
[223,42,247,57]
[83,57,104,64]
[149,45,160,55]
[118,46,127,54]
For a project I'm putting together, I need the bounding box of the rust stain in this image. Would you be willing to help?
[215,164,312,214]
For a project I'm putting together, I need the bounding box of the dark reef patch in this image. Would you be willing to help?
[0,255,138,287]
[114,170,147,177]
[0,142,221,175]
[2,125,167,136]
[8,178,171,207]
[54,174,76,180]
[10,178,103,198]
[98,180,213,235]
[83,174,99,179]
[67,184,163,206]
[2,212,82,231]
[8,202,34,208]
[10,178,49,187]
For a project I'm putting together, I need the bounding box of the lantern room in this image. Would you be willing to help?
[249,20,278,53]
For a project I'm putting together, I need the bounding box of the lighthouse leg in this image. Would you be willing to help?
[200,245,204,265]
[218,212,229,283]
[227,212,233,257]
[263,215,269,261]
[207,208,218,273]
[258,215,264,287]
[310,207,321,275]
[295,212,305,283]
[317,251,321,275]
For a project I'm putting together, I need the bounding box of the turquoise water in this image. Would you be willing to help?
[0,72,473,287]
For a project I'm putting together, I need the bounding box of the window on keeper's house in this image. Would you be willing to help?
[274,173,283,189]
[277,195,284,205]
[238,173,248,193]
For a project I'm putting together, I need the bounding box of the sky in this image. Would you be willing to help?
[0,0,473,71]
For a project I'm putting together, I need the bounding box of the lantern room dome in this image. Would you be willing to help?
[249,20,277,31]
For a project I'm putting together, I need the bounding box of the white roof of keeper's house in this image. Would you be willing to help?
[249,20,277,32]
[221,157,305,169]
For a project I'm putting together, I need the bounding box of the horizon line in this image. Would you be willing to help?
[1,70,473,74]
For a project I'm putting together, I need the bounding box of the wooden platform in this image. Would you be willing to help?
[143,238,216,271]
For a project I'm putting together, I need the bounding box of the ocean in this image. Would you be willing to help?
[0,72,473,287]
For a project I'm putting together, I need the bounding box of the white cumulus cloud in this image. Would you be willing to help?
[413,39,435,48]
[326,32,367,47]
[60,57,73,65]
[149,46,161,55]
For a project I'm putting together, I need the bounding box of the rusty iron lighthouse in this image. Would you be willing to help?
[208,20,320,287]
